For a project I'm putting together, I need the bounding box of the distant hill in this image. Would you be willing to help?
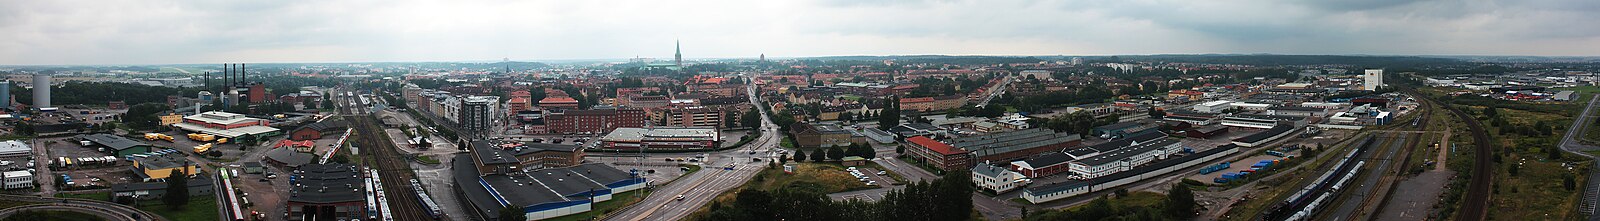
[1102,54,1466,67]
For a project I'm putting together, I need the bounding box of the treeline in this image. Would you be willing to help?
[697,170,974,221]
[1026,184,1198,221]
[13,81,191,106]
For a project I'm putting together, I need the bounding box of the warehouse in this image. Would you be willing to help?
[78,133,153,157]
[1231,124,1297,147]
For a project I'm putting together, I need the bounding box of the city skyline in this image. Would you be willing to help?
[3,0,1599,65]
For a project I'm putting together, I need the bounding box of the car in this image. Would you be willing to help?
[681,167,690,171]
[267,174,278,179]
[876,171,887,176]
[751,158,761,162]
[676,195,685,201]
[688,159,700,162]
[866,181,877,186]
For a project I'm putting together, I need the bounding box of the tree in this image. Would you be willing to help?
[320,98,333,109]
[724,111,739,128]
[123,103,171,131]
[878,97,901,130]
[896,145,905,154]
[779,153,789,164]
[163,166,190,209]
[1148,107,1166,119]
[794,149,808,162]
[827,146,845,161]
[1166,183,1197,218]
[811,149,827,162]
[741,109,761,128]
[499,204,528,221]
[1565,174,1578,191]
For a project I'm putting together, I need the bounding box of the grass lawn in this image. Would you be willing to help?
[689,163,873,218]
[56,192,111,201]
[545,189,651,221]
[136,196,220,221]
[415,155,441,164]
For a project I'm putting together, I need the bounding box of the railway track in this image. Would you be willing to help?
[349,114,433,221]
[1411,91,1493,221]
[337,90,432,221]
[1362,94,1434,220]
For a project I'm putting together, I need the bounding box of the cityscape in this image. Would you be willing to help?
[2,1,1600,221]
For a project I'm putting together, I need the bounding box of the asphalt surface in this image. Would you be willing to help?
[604,76,778,221]
[1560,94,1600,221]
[0,194,164,221]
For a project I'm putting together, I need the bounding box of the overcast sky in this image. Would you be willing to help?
[2,0,1598,65]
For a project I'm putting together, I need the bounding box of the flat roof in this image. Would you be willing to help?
[482,174,570,207]
[601,127,718,142]
[0,140,30,156]
[79,134,150,151]
[525,169,607,197]
[1233,124,1296,144]
[288,164,366,204]
[174,123,279,138]
[1076,139,1180,166]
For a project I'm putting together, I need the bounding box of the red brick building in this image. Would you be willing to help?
[905,136,971,172]
[545,108,645,134]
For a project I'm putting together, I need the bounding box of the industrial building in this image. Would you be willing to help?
[456,152,645,221]
[1231,124,1298,147]
[78,134,154,157]
[950,128,1082,163]
[789,123,855,148]
[3,171,33,189]
[173,111,282,144]
[469,140,586,174]
[129,150,198,181]
[0,140,30,160]
[287,163,367,221]
[598,127,720,150]
[110,176,214,200]
[1067,132,1183,179]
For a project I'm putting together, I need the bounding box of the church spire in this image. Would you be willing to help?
[674,39,683,68]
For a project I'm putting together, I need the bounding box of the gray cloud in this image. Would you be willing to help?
[0,0,1596,65]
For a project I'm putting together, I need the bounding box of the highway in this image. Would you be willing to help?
[1559,94,1600,220]
[605,74,779,221]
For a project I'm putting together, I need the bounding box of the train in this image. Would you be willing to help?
[371,169,394,221]
[410,179,443,219]
[220,168,247,221]
[1262,135,1377,220]
[366,168,379,221]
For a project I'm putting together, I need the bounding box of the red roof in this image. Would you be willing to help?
[508,97,530,104]
[510,91,531,97]
[908,136,964,155]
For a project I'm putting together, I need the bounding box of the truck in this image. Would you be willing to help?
[143,133,174,142]
[194,143,214,153]
[187,133,216,142]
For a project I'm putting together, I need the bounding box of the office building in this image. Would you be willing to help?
[460,96,500,132]
[1364,69,1384,91]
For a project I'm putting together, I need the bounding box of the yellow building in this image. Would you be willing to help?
[131,153,198,181]
[159,113,184,126]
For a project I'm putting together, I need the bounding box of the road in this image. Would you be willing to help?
[605,73,779,221]
[0,194,164,221]
[1560,94,1600,220]
[975,76,1010,108]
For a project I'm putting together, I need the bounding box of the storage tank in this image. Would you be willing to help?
[31,74,49,109]
[0,81,10,108]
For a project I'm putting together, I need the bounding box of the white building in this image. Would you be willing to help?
[1229,102,1273,111]
[972,164,1027,193]
[1364,69,1384,90]
[3,171,33,189]
[1193,100,1233,113]
[0,140,30,159]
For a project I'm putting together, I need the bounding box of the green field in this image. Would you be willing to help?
[136,196,220,221]
[689,163,874,218]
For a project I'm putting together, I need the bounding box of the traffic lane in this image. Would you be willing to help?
[874,157,937,182]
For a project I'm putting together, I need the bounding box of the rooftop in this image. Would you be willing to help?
[601,127,719,142]
[289,164,367,204]
[1232,124,1296,144]
[907,136,964,155]
[79,133,150,151]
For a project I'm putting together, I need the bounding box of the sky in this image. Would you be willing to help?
[2,0,1598,65]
